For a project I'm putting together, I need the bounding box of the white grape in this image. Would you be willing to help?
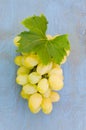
[28,72,41,84]
[16,74,28,85]
[17,66,30,75]
[37,62,52,75]
[28,93,42,113]
[48,67,63,76]
[23,83,37,94]
[43,88,51,98]
[20,89,30,99]
[14,56,23,66]
[48,67,64,80]
[49,74,64,91]
[41,98,53,114]
[37,78,49,94]
[14,33,69,114]
[23,54,39,68]
[50,91,60,102]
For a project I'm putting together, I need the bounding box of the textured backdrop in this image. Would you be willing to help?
[0,0,86,130]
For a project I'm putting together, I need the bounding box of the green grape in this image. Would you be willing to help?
[28,72,41,84]
[29,106,41,114]
[14,56,23,66]
[23,83,37,94]
[22,54,39,68]
[50,91,60,102]
[20,89,30,99]
[37,62,52,75]
[48,67,64,80]
[17,66,30,75]
[37,78,49,94]
[48,67,63,76]
[16,74,28,85]
[28,93,42,113]
[14,18,70,114]
[41,98,53,114]
[43,88,51,98]
[49,74,64,91]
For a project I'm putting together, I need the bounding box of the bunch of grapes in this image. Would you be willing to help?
[14,36,70,114]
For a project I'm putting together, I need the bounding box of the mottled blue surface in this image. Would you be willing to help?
[0,0,86,130]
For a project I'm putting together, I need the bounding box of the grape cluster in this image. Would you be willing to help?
[14,36,70,114]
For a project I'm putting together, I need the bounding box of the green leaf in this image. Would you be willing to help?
[21,14,48,37]
[17,14,70,65]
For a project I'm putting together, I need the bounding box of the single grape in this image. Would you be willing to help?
[41,98,53,114]
[20,89,30,99]
[37,78,49,94]
[28,72,41,84]
[28,93,42,113]
[22,54,39,68]
[16,74,28,85]
[48,67,64,80]
[14,56,23,66]
[50,91,60,102]
[17,66,30,75]
[48,67,63,76]
[37,62,52,75]
[43,88,51,98]
[13,36,21,47]
[49,75,64,91]
[30,106,41,114]
[23,83,37,94]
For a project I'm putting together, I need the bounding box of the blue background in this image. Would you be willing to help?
[0,0,86,130]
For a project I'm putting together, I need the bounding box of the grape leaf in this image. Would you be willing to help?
[21,14,48,37]
[17,14,70,65]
